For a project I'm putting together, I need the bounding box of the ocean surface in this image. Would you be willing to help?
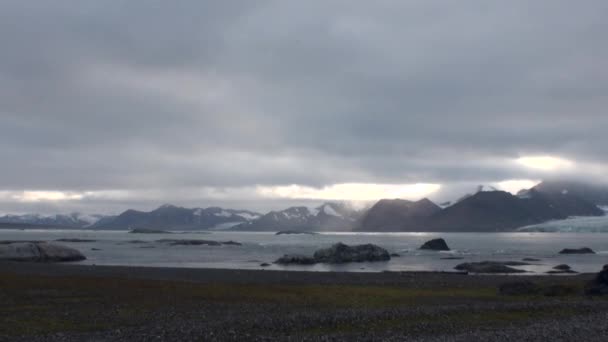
[2,228,608,274]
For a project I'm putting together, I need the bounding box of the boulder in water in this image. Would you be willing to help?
[313,243,390,264]
[0,242,86,262]
[419,238,450,251]
[559,247,595,254]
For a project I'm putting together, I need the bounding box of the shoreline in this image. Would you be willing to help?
[0,261,596,285]
[1,261,607,341]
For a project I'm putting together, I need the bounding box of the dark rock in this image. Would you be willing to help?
[390,253,401,257]
[91,248,101,251]
[157,239,222,246]
[0,242,86,262]
[275,254,316,265]
[455,261,526,274]
[275,230,317,235]
[130,228,171,234]
[419,238,450,251]
[499,281,541,295]
[313,243,390,264]
[559,247,595,254]
[259,263,271,267]
[55,238,96,243]
[221,241,242,246]
[522,258,541,262]
[553,264,571,271]
[441,256,464,260]
[127,240,147,244]
[584,265,608,296]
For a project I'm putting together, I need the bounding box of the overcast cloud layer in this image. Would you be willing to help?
[1,1,607,214]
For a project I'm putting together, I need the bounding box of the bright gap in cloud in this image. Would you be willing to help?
[494,179,541,194]
[256,183,441,201]
[7,191,85,202]
[516,155,574,171]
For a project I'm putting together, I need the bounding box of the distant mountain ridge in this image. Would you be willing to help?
[92,204,262,230]
[0,213,112,229]
[356,185,604,232]
[2,180,606,232]
[532,180,608,206]
[233,202,364,231]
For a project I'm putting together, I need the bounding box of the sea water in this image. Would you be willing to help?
[1,229,607,274]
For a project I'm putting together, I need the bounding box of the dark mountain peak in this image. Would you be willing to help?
[534,180,608,205]
[356,198,437,231]
[374,198,413,207]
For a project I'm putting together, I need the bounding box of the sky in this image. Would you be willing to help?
[1,1,607,214]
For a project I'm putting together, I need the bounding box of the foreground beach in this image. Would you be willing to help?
[1,262,607,341]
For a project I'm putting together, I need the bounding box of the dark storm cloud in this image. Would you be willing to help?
[1,1,607,212]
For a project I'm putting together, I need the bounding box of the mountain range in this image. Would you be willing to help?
[233,202,363,231]
[1,180,606,232]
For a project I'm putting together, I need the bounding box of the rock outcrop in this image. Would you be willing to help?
[275,243,390,265]
[313,243,390,264]
[584,265,608,296]
[419,238,450,251]
[0,242,86,262]
[559,247,595,254]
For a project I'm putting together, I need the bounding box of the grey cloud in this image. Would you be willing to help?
[1,1,607,213]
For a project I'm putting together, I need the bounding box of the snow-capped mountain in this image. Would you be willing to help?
[92,204,262,230]
[0,213,112,228]
[233,202,363,231]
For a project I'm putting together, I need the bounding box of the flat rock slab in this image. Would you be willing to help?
[0,242,86,262]
[455,261,527,274]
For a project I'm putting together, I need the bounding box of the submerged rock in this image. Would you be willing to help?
[390,253,401,257]
[0,242,86,262]
[584,265,608,296]
[313,243,390,264]
[455,261,526,274]
[419,238,450,251]
[559,247,595,254]
[259,263,271,267]
[441,256,464,260]
[522,258,541,262]
[275,254,316,265]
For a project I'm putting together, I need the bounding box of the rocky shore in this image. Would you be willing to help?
[1,262,608,341]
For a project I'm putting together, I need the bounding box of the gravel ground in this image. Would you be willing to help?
[1,262,607,341]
